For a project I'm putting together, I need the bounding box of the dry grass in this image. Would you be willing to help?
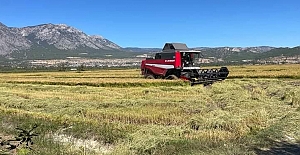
[0,64,299,154]
[227,64,300,78]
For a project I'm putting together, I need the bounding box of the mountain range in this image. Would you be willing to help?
[0,22,299,62]
[0,22,134,60]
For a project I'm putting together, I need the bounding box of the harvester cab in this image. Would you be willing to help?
[141,43,229,85]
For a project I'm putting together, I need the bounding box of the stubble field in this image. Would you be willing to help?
[0,64,300,155]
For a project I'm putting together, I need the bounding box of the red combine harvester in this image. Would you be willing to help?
[141,43,229,85]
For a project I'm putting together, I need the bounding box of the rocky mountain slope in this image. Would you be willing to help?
[0,22,123,59]
[0,22,31,55]
[11,23,121,50]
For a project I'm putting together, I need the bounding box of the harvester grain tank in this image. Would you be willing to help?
[140,43,229,85]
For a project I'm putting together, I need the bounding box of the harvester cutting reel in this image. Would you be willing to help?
[187,67,229,86]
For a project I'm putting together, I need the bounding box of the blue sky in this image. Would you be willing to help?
[1,0,299,48]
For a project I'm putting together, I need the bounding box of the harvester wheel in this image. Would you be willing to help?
[166,75,178,80]
[145,75,155,79]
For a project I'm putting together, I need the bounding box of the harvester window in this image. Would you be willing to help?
[161,53,175,59]
[181,52,194,67]
[155,53,161,59]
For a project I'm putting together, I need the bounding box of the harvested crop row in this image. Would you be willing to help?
[2,80,190,87]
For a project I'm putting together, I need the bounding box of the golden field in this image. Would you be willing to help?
[0,64,300,155]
